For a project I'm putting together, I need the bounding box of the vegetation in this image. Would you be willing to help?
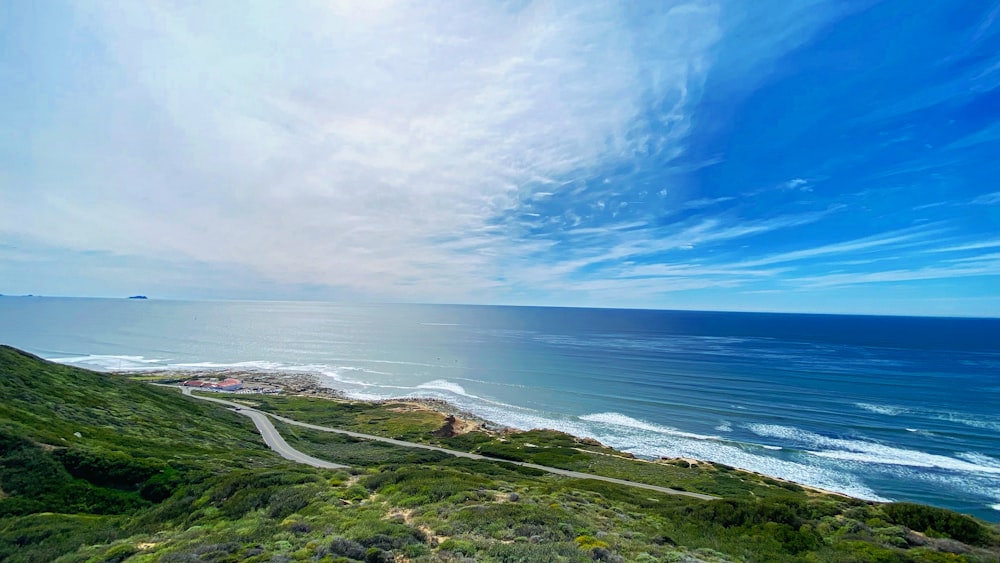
[1,345,998,562]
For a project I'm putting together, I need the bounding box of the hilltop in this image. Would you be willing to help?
[1,345,998,562]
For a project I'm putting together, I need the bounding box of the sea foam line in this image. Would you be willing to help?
[855,402,907,416]
[50,354,170,370]
[748,424,1000,475]
[580,412,720,441]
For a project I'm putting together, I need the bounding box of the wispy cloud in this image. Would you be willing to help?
[927,240,1000,253]
[791,260,1000,289]
[5,0,994,315]
[732,225,944,268]
[0,0,726,301]
[970,191,1000,205]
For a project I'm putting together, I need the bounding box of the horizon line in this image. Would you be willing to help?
[2,293,998,321]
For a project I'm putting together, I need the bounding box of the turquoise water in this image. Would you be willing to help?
[2,296,998,520]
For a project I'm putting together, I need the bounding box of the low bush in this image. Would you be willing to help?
[882,503,991,547]
[53,448,162,489]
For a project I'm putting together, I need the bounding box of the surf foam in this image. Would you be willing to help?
[748,424,1000,475]
[415,379,469,397]
[51,354,169,370]
[855,402,907,416]
[580,412,720,441]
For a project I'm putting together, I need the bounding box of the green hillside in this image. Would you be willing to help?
[1,345,998,562]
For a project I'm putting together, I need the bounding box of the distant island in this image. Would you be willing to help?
[128,295,148,299]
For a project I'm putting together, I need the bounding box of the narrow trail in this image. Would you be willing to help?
[180,387,718,501]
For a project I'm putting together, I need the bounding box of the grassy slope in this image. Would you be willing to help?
[1,345,998,563]
[248,394,820,500]
[0,346,269,465]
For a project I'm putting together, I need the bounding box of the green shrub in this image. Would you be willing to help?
[0,445,69,497]
[139,466,183,502]
[100,542,138,563]
[439,538,476,556]
[882,503,990,546]
[475,444,527,462]
[266,485,318,519]
[53,448,162,489]
[832,540,906,562]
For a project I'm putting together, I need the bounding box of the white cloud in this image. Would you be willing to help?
[731,225,944,268]
[784,178,809,190]
[499,207,837,292]
[971,191,1000,205]
[927,239,1000,253]
[791,261,1000,288]
[1,0,724,301]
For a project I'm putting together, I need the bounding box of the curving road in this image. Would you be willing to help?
[182,387,346,469]
[180,387,716,501]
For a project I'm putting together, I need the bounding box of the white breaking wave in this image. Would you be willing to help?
[715,421,733,432]
[940,415,1000,433]
[580,412,720,441]
[172,360,284,370]
[51,354,169,370]
[317,368,376,387]
[855,402,907,416]
[748,424,1000,475]
[957,452,1000,469]
[415,379,469,397]
[618,433,888,502]
[992,504,1000,512]
[343,391,387,401]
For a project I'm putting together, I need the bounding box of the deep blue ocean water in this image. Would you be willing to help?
[2,296,999,520]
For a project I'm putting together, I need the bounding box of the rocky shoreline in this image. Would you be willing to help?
[129,368,850,499]
[127,368,850,498]
[128,368,500,434]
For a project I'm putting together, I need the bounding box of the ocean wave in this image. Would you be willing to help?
[454,376,529,389]
[415,379,469,397]
[807,450,1000,474]
[957,452,1000,469]
[172,360,284,370]
[342,391,386,401]
[316,368,376,387]
[937,415,1000,433]
[715,421,733,432]
[580,412,720,440]
[747,424,1000,475]
[51,354,169,370]
[855,402,907,416]
[619,435,888,502]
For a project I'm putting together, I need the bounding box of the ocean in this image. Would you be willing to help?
[2,296,998,521]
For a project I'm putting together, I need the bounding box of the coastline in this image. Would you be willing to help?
[128,367,855,502]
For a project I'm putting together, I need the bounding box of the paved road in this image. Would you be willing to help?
[180,387,717,501]
[182,387,346,469]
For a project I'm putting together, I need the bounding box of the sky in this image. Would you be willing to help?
[1,1,999,316]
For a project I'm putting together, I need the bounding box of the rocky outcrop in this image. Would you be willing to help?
[432,414,458,438]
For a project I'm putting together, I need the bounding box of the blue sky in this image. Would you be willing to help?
[1,1,999,316]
